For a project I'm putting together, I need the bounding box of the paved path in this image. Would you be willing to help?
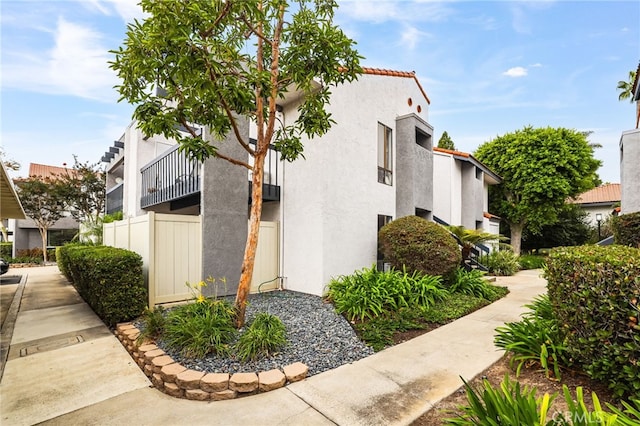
[0,266,546,425]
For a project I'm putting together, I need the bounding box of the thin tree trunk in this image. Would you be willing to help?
[234,151,266,327]
[39,227,49,263]
[509,222,524,256]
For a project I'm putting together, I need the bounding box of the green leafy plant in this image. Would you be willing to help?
[378,216,461,277]
[445,375,555,425]
[606,398,640,425]
[612,211,640,247]
[519,254,547,270]
[546,245,640,398]
[235,313,287,361]
[486,249,520,276]
[137,306,166,344]
[164,299,237,358]
[422,294,491,324]
[494,295,569,380]
[449,268,502,300]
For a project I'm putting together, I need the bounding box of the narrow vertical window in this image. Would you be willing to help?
[377,214,393,271]
[377,123,393,185]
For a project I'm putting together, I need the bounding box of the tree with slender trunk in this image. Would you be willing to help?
[110,0,362,327]
[474,127,600,255]
[54,156,106,241]
[15,177,66,262]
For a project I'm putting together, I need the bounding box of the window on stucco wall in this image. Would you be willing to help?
[377,123,393,185]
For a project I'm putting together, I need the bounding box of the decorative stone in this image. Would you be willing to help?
[152,355,175,373]
[151,373,164,389]
[163,382,184,398]
[143,364,154,377]
[138,344,159,353]
[116,323,134,332]
[200,373,229,392]
[258,369,286,392]
[229,372,259,393]
[185,389,210,401]
[144,348,166,362]
[160,363,187,383]
[283,362,308,382]
[137,358,146,368]
[123,328,139,339]
[175,369,205,390]
[211,389,237,401]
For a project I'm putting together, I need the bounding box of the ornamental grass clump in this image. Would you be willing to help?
[235,312,287,362]
[164,298,237,358]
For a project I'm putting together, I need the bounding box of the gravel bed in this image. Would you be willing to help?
[148,290,374,377]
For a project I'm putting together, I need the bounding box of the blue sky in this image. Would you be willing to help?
[1,1,638,184]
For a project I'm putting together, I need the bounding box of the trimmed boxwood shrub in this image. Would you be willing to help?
[378,216,461,277]
[545,245,640,398]
[59,244,147,326]
[613,211,640,248]
[0,242,12,258]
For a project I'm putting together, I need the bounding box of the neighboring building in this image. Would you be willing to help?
[11,163,79,256]
[432,147,502,236]
[103,67,500,297]
[570,183,621,226]
[620,63,640,214]
[1,162,26,245]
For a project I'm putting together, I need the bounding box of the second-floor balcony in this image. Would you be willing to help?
[141,145,202,209]
[140,142,281,210]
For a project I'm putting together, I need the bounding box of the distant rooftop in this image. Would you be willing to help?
[572,183,621,205]
[28,163,74,179]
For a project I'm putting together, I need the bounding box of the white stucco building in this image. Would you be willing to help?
[103,67,500,298]
[432,147,502,237]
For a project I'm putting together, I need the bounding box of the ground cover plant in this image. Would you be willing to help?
[518,254,547,270]
[327,266,508,351]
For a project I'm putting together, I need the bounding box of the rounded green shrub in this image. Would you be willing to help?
[378,216,461,277]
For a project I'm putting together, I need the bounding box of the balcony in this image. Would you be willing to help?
[140,141,281,210]
[140,145,202,209]
[106,183,123,215]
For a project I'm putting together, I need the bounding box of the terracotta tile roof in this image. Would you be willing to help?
[484,212,501,220]
[433,147,470,158]
[361,67,431,105]
[572,183,621,204]
[28,163,74,180]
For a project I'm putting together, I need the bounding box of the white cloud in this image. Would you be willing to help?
[400,25,431,50]
[339,1,453,24]
[2,17,118,102]
[503,66,528,78]
[530,63,542,68]
[78,0,145,23]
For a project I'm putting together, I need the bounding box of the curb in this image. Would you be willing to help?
[114,323,309,401]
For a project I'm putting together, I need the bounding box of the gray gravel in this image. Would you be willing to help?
[150,290,374,376]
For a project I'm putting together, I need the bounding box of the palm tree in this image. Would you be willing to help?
[445,225,506,262]
[617,68,640,129]
[617,70,636,102]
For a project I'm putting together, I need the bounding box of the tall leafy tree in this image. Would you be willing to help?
[475,126,600,255]
[15,177,66,262]
[437,131,456,150]
[111,0,362,326]
[55,157,106,231]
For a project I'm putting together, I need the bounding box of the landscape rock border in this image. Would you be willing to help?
[114,323,308,401]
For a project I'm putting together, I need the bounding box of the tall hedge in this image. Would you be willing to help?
[613,211,640,248]
[57,244,147,326]
[546,245,640,398]
[378,216,461,277]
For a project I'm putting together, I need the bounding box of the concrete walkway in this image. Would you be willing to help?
[0,266,546,426]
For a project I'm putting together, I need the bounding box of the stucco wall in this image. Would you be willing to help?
[620,129,640,214]
[282,74,431,295]
[200,119,250,297]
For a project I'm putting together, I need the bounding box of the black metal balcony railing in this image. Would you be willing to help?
[106,183,123,214]
[140,140,281,209]
[140,145,202,209]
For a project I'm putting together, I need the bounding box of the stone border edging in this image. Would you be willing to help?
[114,323,308,401]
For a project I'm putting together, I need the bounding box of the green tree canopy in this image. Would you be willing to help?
[15,176,67,262]
[437,131,455,150]
[54,157,105,229]
[474,126,600,255]
[111,0,362,326]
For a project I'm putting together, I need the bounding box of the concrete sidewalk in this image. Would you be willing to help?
[0,266,546,426]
